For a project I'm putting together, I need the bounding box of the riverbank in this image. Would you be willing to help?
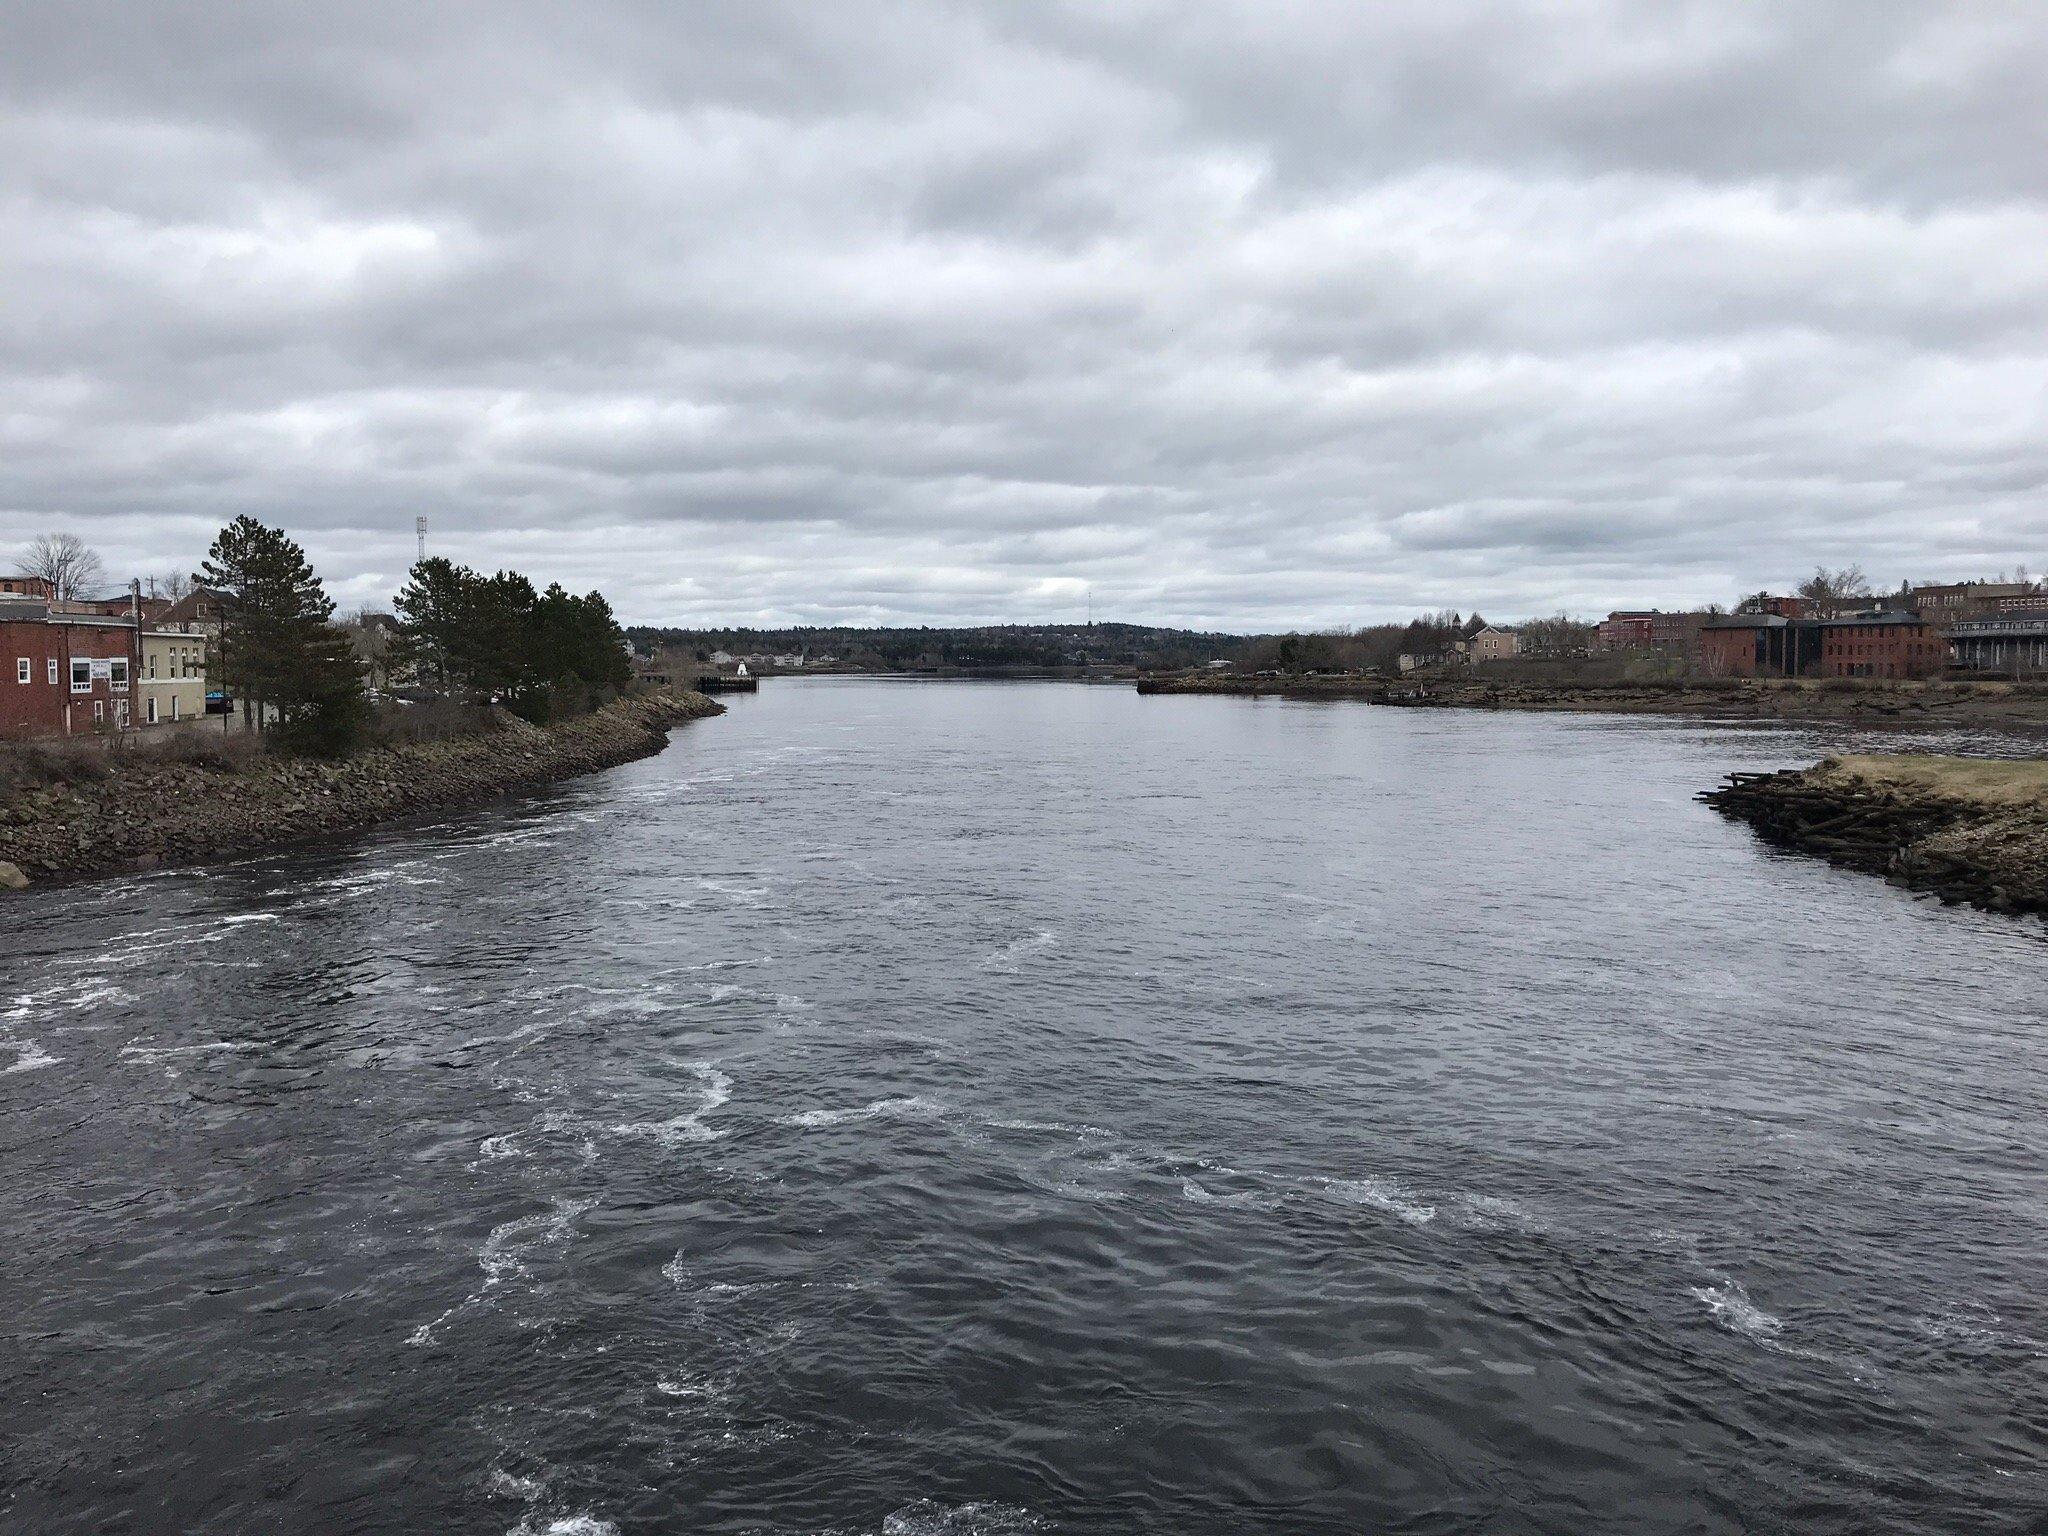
[1138,671,2048,730]
[0,690,722,887]
[1703,754,2048,916]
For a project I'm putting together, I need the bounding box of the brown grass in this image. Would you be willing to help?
[1823,754,2048,808]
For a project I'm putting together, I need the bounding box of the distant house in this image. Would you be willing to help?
[1467,625,1521,664]
[159,584,231,639]
[344,612,409,692]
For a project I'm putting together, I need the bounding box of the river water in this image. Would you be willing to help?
[2,679,2043,1535]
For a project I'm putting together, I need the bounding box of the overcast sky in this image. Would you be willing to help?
[4,2,2046,629]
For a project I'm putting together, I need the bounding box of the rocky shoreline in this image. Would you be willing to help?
[0,690,722,888]
[1137,671,2048,730]
[1703,755,2048,918]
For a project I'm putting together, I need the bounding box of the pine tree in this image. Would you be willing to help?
[201,516,366,754]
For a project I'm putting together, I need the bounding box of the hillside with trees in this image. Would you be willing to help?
[629,622,1254,672]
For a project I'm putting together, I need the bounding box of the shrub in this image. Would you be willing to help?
[0,738,115,789]
[368,697,503,746]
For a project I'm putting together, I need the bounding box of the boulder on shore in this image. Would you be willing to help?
[0,860,28,890]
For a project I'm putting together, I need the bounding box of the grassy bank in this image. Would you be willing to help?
[0,690,721,888]
[1703,754,2048,917]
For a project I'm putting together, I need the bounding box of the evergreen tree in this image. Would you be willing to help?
[391,557,474,689]
[201,516,366,753]
[393,559,632,720]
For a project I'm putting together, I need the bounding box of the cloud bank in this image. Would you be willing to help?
[3,1,2045,626]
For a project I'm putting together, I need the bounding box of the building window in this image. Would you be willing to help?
[109,658,128,692]
[148,652,157,679]
[72,659,91,693]
[14,658,26,684]
[116,700,129,727]
[46,658,57,685]
[92,700,104,723]
[171,696,181,722]
[146,695,158,724]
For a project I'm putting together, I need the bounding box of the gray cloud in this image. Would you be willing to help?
[3,0,2045,627]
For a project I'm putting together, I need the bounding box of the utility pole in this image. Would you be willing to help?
[416,515,428,566]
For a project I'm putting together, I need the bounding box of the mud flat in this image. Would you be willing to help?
[1139,671,2048,730]
[1703,754,2048,917]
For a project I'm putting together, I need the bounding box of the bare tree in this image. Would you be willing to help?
[1795,564,1870,602]
[148,570,192,602]
[18,533,107,601]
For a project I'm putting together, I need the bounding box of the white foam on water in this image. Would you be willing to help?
[1446,1192,1539,1232]
[1308,1174,1437,1227]
[981,930,1058,973]
[1912,1306,2044,1353]
[67,982,137,1008]
[695,876,771,908]
[477,1134,521,1161]
[787,1095,941,1129]
[880,1501,1041,1535]
[488,1469,546,1500]
[509,1517,617,1536]
[986,1116,1110,1139]
[1692,1280,1783,1342]
[408,1195,594,1346]
[611,1062,733,1146]
[654,1373,728,1401]
[668,954,775,973]
[120,1040,253,1060]
[459,1020,551,1050]
[2,1040,58,1074]
[1180,1177,1270,1208]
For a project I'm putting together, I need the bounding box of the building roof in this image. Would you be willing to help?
[0,599,51,622]
[159,586,230,626]
[1819,611,1926,628]
[1954,619,2048,637]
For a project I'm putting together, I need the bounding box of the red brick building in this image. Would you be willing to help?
[1819,614,1946,680]
[1,600,144,737]
[1700,614,1824,677]
[1595,611,1657,649]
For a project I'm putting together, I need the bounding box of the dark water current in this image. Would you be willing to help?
[3,679,2044,1534]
